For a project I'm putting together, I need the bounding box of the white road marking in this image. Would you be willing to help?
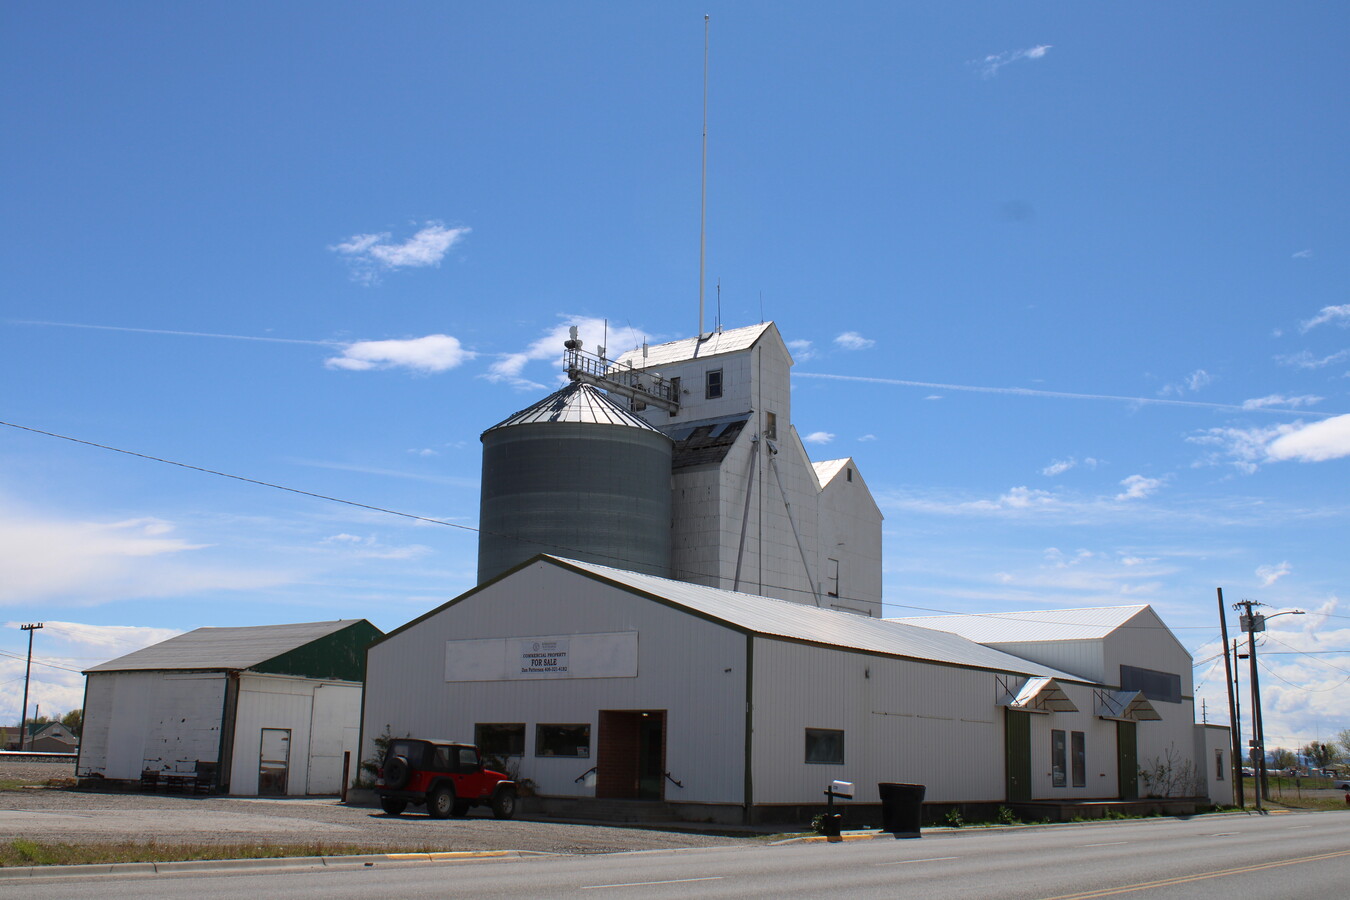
[1080,841,1131,847]
[877,856,961,866]
[582,876,725,889]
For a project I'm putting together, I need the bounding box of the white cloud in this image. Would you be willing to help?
[330,221,469,283]
[1190,414,1350,469]
[1042,458,1076,477]
[319,533,431,561]
[1115,475,1164,501]
[326,334,474,373]
[787,339,816,361]
[924,395,943,401]
[1292,249,1313,259]
[1275,348,1350,369]
[972,486,1058,510]
[1242,394,1323,410]
[1256,561,1292,587]
[1300,304,1350,332]
[0,507,285,606]
[407,448,439,457]
[858,434,877,442]
[834,332,875,351]
[976,44,1052,77]
[485,317,647,390]
[804,431,836,445]
[1160,369,1212,397]
[1266,413,1350,462]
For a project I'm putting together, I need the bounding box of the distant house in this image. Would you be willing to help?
[77,620,381,795]
[1,721,78,753]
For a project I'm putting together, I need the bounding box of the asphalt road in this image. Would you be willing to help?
[13,810,1350,899]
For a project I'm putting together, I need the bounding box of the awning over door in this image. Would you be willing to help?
[1094,689,1161,722]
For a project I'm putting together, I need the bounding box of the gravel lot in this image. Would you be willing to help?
[0,758,752,854]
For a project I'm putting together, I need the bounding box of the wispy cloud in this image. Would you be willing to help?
[1292,249,1313,259]
[330,221,469,284]
[485,317,647,390]
[1115,474,1164,501]
[1300,304,1350,332]
[1275,348,1350,370]
[319,533,432,561]
[1159,369,1212,398]
[1256,561,1291,587]
[1042,458,1076,477]
[8,320,336,345]
[787,339,816,361]
[795,372,1333,417]
[325,334,474,373]
[1243,394,1322,410]
[858,434,877,442]
[804,431,835,445]
[834,332,875,351]
[976,44,1052,77]
[1190,413,1350,470]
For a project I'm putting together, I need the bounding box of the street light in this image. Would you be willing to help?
[1236,603,1305,810]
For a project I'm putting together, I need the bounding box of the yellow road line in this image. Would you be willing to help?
[1039,848,1350,899]
[384,850,511,861]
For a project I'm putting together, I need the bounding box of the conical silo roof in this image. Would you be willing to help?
[482,382,661,435]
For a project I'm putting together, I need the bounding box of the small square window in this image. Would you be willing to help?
[536,724,590,758]
[805,728,844,765]
[706,369,723,399]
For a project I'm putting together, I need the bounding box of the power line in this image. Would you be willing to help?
[0,649,84,675]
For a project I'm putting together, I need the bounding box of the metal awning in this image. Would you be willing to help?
[1094,689,1162,722]
[1003,677,1079,714]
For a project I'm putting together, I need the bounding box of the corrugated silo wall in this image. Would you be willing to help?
[478,422,673,582]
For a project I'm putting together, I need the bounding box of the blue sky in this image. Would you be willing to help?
[3,3,1348,752]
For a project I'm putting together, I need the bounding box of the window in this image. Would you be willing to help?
[846,467,853,482]
[765,411,777,439]
[535,724,590,757]
[706,369,723,399]
[1120,665,1182,704]
[1071,731,1086,787]
[475,723,525,757]
[826,558,840,598]
[457,747,480,772]
[1216,748,1225,781]
[1052,730,1067,787]
[805,728,844,765]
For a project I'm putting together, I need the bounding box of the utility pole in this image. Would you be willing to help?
[19,623,43,752]
[1236,599,1266,811]
[1217,588,1243,806]
[1233,639,1244,807]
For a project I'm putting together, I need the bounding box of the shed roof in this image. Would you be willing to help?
[611,322,778,369]
[85,620,376,676]
[538,557,1091,682]
[813,458,851,486]
[886,605,1154,643]
[482,382,660,434]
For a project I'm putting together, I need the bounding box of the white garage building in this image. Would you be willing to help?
[79,619,381,795]
[363,556,1225,823]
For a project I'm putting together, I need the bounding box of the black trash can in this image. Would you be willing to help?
[878,783,925,835]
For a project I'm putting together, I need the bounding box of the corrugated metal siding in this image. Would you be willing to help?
[364,561,747,804]
[230,673,360,796]
[751,639,1007,804]
[888,606,1152,643]
[81,671,225,779]
[77,674,115,776]
[1023,683,1121,800]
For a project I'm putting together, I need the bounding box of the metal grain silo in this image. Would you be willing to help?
[477,382,673,583]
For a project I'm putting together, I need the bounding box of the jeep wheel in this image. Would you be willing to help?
[492,786,517,820]
[428,784,455,819]
[380,797,407,816]
[383,756,411,791]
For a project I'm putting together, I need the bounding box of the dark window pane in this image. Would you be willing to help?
[475,723,525,757]
[536,724,590,758]
[805,728,845,764]
[1052,730,1067,787]
[1120,665,1182,704]
[1071,731,1086,787]
[706,370,723,399]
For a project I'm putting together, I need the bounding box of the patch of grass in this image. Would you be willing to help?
[0,841,438,868]
[1263,797,1350,812]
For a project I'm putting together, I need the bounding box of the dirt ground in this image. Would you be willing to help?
[0,757,750,854]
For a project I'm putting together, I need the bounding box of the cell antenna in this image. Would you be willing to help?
[698,14,710,339]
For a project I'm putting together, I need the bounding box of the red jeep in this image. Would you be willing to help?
[376,739,517,819]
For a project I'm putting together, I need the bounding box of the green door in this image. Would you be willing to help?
[1117,721,1138,800]
[1005,709,1032,802]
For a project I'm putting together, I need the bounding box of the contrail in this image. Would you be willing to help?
[797,372,1337,418]
[8,320,340,346]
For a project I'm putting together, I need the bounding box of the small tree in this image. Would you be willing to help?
[1337,729,1350,761]
[1270,748,1296,771]
[61,709,83,739]
[1302,741,1337,770]
[1139,744,1205,798]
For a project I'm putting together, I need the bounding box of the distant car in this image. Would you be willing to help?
[375,738,517,819]
[1336,780,1350,792]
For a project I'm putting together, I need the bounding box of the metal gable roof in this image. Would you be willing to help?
[549,557,1090,681]
[84,620,363,674]
[886,606,1154,644]
[482,382,661,433]
[611,322,777,369]
[813,458,851,486]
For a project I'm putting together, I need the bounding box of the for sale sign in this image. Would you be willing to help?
[520,639,569,675]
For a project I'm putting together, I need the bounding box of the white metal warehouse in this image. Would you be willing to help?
[362,556,1222,823]
[79,619,381,795]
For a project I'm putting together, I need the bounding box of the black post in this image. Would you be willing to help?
[1217,588,1243,807]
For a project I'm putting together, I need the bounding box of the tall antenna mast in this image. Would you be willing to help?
[698,14,710,339]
